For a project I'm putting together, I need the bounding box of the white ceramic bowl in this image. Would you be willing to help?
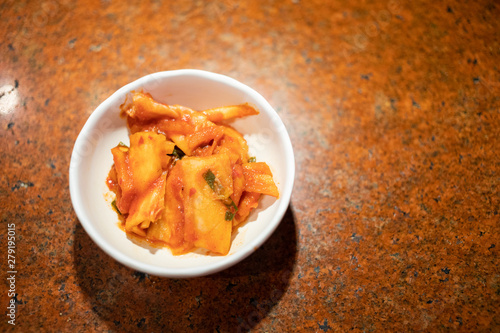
[69,69,295,278]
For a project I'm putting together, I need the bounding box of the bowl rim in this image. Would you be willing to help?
[69,69,295,278]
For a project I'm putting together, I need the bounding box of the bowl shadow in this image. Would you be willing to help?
[73,205,298,332]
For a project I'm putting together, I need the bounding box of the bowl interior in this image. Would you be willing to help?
[70,70,294,277]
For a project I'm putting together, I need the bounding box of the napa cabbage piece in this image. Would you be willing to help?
[111,132,174,233]
[231,164,245,208]
[125,172,167,233]
[128,92,180,120]
[180,154,234,255]
[241,162,279,198]
[111,144,134,214]
[129,132,174,193]
[234,192,261,226]
[146,163,191,254]
[201,103,259,123]
[167,112,224,155]
[213,127,249,165]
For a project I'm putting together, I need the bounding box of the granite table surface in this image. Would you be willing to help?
[1,0,499,332]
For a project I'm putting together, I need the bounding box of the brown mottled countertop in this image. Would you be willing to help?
[1,0,499,331]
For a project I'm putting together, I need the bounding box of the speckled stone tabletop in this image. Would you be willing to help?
[1,0,499,332]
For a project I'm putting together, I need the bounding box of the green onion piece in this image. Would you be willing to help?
[222,197,238,211]
[167,145,186,160]
[248,157,256,163]
[118,141,128,148]
[229,199,238,211]
[111,199,121,215]
[225,211,234,221]
[203,169,216,191]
